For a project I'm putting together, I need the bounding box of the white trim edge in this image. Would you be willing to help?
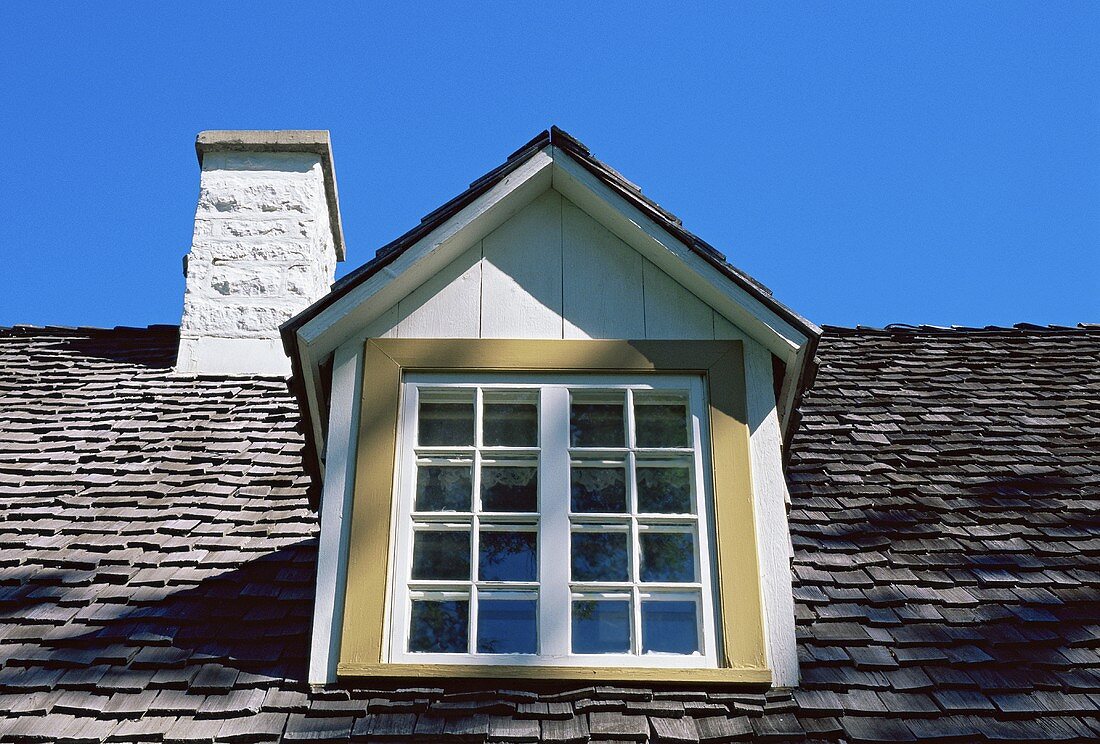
[308,340,364,685]
[743,340,799,686]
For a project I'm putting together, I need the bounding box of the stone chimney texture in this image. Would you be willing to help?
[176,130,345,376]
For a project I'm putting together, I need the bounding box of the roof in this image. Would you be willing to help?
[0,323,1097,742]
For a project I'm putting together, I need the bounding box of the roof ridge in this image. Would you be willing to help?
[821,322,1100,335]
[0,323,180,338]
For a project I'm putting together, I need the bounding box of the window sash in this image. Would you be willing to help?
[387,374,719,669]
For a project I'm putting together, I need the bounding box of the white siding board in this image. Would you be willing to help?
[643,260,714,340]
[482,189,564,338]
[561,199,645,339]
[396,243,482,338]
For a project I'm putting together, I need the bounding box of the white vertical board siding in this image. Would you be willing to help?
[396,243,482,338]
[561,199,646,339]
[366,192,721,343]
[715,314,799,686]
[643,259,714,339]
[482,189,564,338]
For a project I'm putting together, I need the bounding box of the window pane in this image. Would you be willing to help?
[571,532,629,582]
[479,530,537,582]
[415,465,471,512]
[570,466,626,513]
[570,394,625,447]
[634,401,689,448]
[483,400,537,447]
[409,599,468,653]
[572,599,630,653]
[419,399,474,446]
[636,466,692,514]
[639,532,695,583]
[641,600,698,654]
[481,466,537,512]
[412,531,471,580]
[477,598,537,654]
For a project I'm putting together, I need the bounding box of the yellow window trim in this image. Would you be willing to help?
[338,339,770,685]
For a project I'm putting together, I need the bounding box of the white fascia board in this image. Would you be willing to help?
[297,333,329,474]
[292,149,554,462]
[549,147,809,362]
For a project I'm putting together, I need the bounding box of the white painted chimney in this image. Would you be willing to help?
[176,130,345,376]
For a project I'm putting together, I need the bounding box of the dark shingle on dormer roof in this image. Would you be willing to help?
[0,323,1096,742]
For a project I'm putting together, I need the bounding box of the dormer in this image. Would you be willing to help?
[280,128,820,687]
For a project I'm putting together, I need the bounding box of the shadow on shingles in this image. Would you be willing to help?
[0,540,316,687]
[61,327,179,369]
[794,471,1100,687]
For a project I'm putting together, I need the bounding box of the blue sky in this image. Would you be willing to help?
[1,3,1096,329]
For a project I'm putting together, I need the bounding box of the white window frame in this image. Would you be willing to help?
[386,372,719,669]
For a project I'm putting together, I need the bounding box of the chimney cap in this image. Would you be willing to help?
[195,130,345,261]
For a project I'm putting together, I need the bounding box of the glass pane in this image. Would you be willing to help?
[641,600,698,654]
[409,599,468,653]
[481,466,537,512]
[483,399,537,447]
[572,599,630,654]
[415,465,472,512]
[571,532,629,582]
[570,466,626,513]
[639,532,695,583]
[479,531,537,582]
[570,394,625,447]
[636,466,692,514]
[634,401,689,448]
[411,531,471,580]
[419,398,474,446]
[477,598,537,654]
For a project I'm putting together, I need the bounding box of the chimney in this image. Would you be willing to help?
[176,130,345,376]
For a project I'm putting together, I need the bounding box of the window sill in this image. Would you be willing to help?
[337,661,772,685]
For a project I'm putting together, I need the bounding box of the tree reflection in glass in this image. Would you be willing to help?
[571,532,629,582]
[411,531,470,580]
[636,466,691,514]
[409,599,468,652]
[640,532,694,582]
[479,530,537,582]
[477,599,537,653]
[571,466,626,513]
[572,599,630,653]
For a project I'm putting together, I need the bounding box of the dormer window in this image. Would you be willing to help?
[334,339,772,683]
[388,375,719,667]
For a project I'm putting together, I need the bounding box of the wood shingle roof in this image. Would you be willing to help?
[0,323,1097,742]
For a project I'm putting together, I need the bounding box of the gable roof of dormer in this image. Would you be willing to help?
[281,127,822,478]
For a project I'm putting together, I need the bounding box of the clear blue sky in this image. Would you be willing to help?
[1,3,1097,329]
